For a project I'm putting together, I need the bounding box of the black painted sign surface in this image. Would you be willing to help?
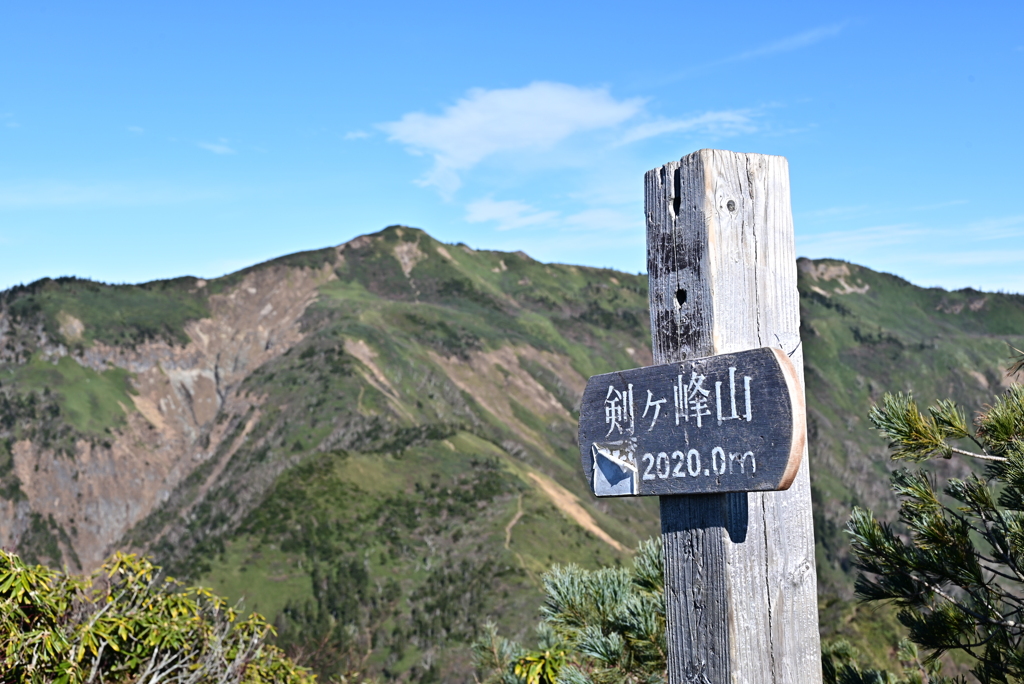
[578,347,805,497]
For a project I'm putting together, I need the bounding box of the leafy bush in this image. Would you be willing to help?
[0,550,315,683]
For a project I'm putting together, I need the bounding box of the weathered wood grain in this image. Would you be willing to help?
[577,347,804,497]
[645,149,821,684]
[661,494,730,684]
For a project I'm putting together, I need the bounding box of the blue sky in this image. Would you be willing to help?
[2,1,1022,293]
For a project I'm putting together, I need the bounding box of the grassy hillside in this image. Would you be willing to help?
[131,228,662,681]
[0,275,210,349]
[0,226,660,681]
[1,226,1023,680]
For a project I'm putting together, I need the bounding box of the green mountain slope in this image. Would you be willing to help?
[798,260,1024,589]
[0,227,659,681]
[1,226,1022,680]
[796,259,1024,666]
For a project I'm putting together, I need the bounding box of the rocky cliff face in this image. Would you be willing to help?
[0,230,651,581]
[0,257,338,569]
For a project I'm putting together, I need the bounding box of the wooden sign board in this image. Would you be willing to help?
[578,347,805,497]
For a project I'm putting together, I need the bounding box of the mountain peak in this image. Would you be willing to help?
[2,230,1023,681]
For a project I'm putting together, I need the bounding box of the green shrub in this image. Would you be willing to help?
[473,538,665,684]
[0,550,315,683]
[847,376,1024,682]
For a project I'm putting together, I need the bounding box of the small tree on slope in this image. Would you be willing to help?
[848,373,1024,683]
[473,538,666,684]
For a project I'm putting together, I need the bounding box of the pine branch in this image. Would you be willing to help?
[976,561,1024,590]
[951,513,1022,586]
[895,569,1012,632]
[950,446,1006,462]
[956,583,1019,631]
[1008,346,1024,377]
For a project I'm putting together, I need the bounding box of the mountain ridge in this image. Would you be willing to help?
[2,225,1022,680]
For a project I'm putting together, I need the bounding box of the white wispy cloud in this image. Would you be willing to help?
[720,23,847,65]
[465,198,643,237]
[799,214,1024,260]
[128,126,144,134]
[344,130,370,140]
[909,199,968,211]
[465,198,559,231]
[2,113,19,129]
[796,205,870,220]
[965,214,1024,241]
[653,23,848,86]
[920,249,1024,267]
[0,182,221,208]
[796,223,925,257]
[563,208,641,232]
[798,200,970,224]
[198,139,236,155]
[620,110,758,145]
[379,82,645,195]
[795,216,1024,293]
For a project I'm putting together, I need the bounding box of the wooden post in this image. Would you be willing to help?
[645,149,821,683]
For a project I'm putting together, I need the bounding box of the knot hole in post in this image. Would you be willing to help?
[674,289,687,309]
[671,166,682,218]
